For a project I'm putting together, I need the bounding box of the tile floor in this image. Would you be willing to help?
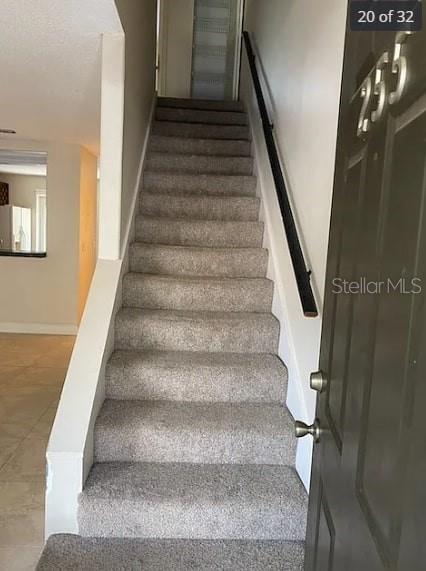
[0,334,75,571]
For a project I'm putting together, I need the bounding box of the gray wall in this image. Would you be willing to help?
[114,0,157,249]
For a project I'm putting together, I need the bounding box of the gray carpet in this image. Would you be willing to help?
[38,97,307,569]
[37,535,305,570]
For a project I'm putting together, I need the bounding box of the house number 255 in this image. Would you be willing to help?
[357,31,413,138]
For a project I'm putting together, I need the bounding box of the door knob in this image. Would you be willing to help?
[310,370,327,393]
[295,419,321,443]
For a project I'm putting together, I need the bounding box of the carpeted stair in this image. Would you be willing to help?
[38,97,307,570]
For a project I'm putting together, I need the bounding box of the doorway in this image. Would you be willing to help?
[191,0,244,100]
[156,0,244,100]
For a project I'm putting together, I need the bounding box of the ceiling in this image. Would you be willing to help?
[0,0,123,155]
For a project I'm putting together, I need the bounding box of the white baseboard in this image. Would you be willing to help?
[0,323,78,335]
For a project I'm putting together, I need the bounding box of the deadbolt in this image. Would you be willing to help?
[295,419,321,443]
[310,370,327,393]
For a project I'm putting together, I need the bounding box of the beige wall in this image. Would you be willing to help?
[0,172,47,247]
[0,140,80,330]
[114,0,157,249]
[0,140,98,331]
[78,148,97,322]
[159,0,194,98]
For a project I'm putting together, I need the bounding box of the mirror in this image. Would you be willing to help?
[0,150,47,256]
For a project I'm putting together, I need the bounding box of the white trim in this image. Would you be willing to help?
[45,259,122,536]
[0,322,78,335]
[35,189,47,252]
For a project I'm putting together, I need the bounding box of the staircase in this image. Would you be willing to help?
[38,98,307,570]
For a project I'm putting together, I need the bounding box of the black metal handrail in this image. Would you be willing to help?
[242,31,318,318]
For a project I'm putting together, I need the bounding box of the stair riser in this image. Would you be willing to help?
[115,314,279,353]
[135,218,264,248]
[144,172,257,197]
[94,429,295,466]
[152,121,250,140]
[146,154,253,176]
[157,97,245,112]
[78,502,305,541]
[129,245,268,278]
[139,194,260,221]
[156,107,248,126]
[149,136,251,156]
[122,275,273,312]
[105,358,286,402]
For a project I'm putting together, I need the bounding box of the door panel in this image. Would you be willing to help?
[191,0,241,100]
[326,157,364,449]
[314,481,335,571]
[305,18,426,571]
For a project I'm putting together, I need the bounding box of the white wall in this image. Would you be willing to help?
[243,0,347,487]
[158,0,194,98]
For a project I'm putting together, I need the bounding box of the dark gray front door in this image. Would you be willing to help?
[304,21,426,571]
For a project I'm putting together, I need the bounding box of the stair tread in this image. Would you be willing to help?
[129,242,268,278]
[106,350,286,403]
[146,153,252,176]
[141,192,259,203]
[117,307,279,323]
[38,534,304,571]
[144,172,256,183]
[123,272,273,312]
[152,121,250,141]
[95,400,296,465]
[137,215,262,223]
[149,135,251,157]
[96,400,294,436]
[79,462,307,540]
[140,192,260,221]
[81,461,306,506]
[144,171,257,197]
[147,151,251,160]
[135,217,264,248]
[115,308,279,353]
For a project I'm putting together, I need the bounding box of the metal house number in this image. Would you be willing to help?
[357,31,413,138]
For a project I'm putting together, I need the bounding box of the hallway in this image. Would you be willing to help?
[0,334,74,570]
